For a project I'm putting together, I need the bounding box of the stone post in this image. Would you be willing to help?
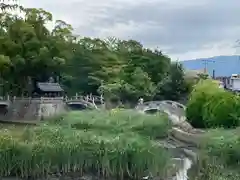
[100,94,103,104]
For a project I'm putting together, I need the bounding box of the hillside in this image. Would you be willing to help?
[181,55,240,77]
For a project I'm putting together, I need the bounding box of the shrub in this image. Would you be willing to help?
[186,80,221,128]
[203,91,240,128]
[186,80,240,128]
[186,91,209,128]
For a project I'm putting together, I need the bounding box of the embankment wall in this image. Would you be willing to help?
[0,97,67,122]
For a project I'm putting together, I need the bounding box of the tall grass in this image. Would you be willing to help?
[0,109,171,179]
[195,128,240,179]
[201,129,240,166]
[48,109,170,139]
[193,161,240,180]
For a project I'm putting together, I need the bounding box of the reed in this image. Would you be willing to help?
[195,128,240,180]
[0,109,171,179]
[50,109,170,139]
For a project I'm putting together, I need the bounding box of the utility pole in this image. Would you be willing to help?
[239,56,240,74]
[201,59,215,75]
[176,58,179,69]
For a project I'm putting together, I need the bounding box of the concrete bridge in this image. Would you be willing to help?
[135,100,191,129]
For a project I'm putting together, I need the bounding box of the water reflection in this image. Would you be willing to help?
[67,103,88,110]
[144,109,160,114]
[174,158,192,180]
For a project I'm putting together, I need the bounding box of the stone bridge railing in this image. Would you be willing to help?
[0,96,64,102]
[136,100,186,122]
[0,94,104,105]
[65,94,104,104]
[136,100,206,148]
[135,100,200,133]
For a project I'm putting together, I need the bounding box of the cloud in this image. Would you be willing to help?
[20,0,240,60]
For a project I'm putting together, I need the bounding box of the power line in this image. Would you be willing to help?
[201,59,215,74]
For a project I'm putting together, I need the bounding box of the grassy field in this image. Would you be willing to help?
[0,109,171,179]
[193,128,240,180]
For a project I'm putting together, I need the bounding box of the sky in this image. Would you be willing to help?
[19,0,240,60]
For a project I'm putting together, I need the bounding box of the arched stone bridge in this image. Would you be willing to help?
[65,95,104,110]
[66,99,98,109]
[0,95,105,112]
[135,100,188,127]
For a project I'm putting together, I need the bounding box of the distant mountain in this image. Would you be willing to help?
[181,55,240,77]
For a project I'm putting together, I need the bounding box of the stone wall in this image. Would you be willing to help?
[38,98,67,119]
[170,127,204,147]
[0,97,67,122]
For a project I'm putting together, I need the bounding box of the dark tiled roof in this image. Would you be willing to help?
[37,82,64,92]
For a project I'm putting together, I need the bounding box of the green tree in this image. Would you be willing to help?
[0,6,71,95]
[0,1,189,102]
[99,67,156,103]
[156,62,188,101]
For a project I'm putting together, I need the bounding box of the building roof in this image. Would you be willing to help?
[37,82,64,92]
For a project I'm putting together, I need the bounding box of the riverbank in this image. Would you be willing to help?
[0,110,183,179]
[188,128,240,180]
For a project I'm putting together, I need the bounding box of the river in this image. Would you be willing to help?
[174,158,192,180]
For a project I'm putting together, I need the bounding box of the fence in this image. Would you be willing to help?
[65,93,104,104]
[0,94,104,104]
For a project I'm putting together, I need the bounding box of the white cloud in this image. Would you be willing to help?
[18,0,240,60]
[172,41,237,60]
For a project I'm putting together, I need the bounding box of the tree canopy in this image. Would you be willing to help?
[0,1,189,102]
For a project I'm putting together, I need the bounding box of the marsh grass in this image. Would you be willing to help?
[195,128,240,180]
[48,109,170,139]
[0,109,171,179]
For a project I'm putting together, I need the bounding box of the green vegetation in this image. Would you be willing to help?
[194,129,240,180]
[186,80,240,128]
[3,1,240,180]
[53,110,170,139]
[0,1,192,179]
[0,1,189,103]
[186,80,240,179]
[0,110,171,179]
